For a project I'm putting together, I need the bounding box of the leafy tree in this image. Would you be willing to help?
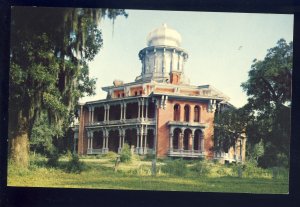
[247,139,265,165]
[9,7,127,168]
[241,39,292,167]
[214,106,250,152]
[30,113,62,155]
[241,39,292,111]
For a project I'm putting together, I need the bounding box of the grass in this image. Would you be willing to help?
[7,156,289,194]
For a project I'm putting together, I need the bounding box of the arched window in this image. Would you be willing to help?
[173,104,180,121]
[194,105,200,122]
[184,105,190,122]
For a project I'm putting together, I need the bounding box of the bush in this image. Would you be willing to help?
[161,159,188,176]
[120,143,132,163]
[29,153,47,170]
[66,153,86,173]
[46,148,60,167]
[231,162,272,179]
[270,167,289,179]
[190,160,211,176]
[102,151,118,160]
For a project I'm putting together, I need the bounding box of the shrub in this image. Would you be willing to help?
[66,153,86,173]
[231,162,273,179]
[102,151,118,160]
[270,167,289,179]
[120,143,132,163]
[190,160,211,176]
[29,153,47,170]
[161,159,188,176]
[46,148,60,167]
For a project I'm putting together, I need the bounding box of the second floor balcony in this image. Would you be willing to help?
[87,117,156,127]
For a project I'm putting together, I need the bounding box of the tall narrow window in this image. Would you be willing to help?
[184,105,190,122]
[173,104,180,121]
[194,105,200,122]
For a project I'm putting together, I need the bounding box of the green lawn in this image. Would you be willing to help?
[7,157,289,194]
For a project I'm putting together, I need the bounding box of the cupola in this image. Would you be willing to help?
[136,24,189,84]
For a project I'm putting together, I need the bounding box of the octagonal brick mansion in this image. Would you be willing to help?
[73,24,246,163]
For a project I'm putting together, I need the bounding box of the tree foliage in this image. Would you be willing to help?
[241,39,292,167]
[241,39,292,111]
[215,39,292,168]
[30,113,62,155]
[9,7,127,167]
[214,106,250,152]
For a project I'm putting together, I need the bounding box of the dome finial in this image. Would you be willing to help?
[146,24,182,47]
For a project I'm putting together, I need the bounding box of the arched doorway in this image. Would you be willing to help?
[173,128,182,150]
[183,128,192,150]
[194,129,204,152]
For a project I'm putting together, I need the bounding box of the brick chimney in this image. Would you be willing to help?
[170,71,182,84]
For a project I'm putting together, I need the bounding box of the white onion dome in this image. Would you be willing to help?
[146,23,182,47]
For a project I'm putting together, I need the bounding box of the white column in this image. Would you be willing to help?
[120,104,123,120]
[170,132,173,151]
[139,126,144,154]
[91,107,94,123]
[191,130,195,152]
[145,101,148,120]
[123,103,127,120]
[118,135,122,152]
[136,131,140,153]
[88,107,91,123]
[106,135,109,149]
[90,132,93,150]
[138,101,141,119]
[107,105,110,122]
[180,133,184,151]
[102,134,105,150]
[162,48,166,74]
[141,99,144,120]
[104,105,107,122]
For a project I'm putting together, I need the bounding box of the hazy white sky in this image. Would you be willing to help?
[81,10,293,108]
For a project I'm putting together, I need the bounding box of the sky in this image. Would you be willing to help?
[80,10,294,108]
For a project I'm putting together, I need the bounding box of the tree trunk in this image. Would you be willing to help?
[9,131,30,168]
[8,108,30,169]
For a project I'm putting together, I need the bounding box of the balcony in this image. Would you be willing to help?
[168,149,206,158]
[168,121,207,128]
[86,118,156,127]
[87,147,154,155]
